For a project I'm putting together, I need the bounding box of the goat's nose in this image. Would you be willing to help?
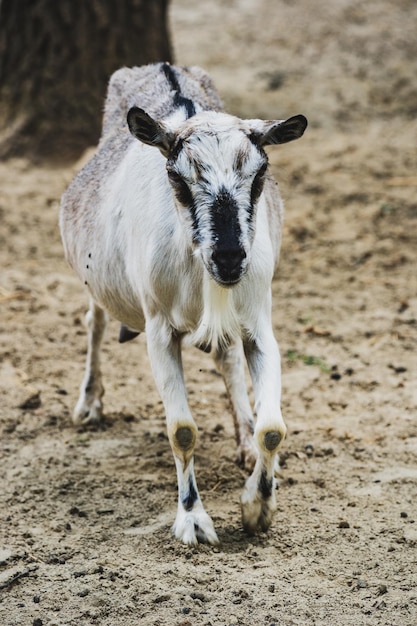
[212,248,246,272]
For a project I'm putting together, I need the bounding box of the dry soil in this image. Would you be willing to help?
[1,1,416,625]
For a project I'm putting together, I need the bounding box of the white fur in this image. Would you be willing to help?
[189,273,241,350]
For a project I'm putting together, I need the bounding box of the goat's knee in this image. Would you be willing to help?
[168,422,198,465]
[256,425,287,455]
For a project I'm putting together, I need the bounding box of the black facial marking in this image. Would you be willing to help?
[182,477,198,512]
[211,188,242,251]
[259,470,273,499]
[167,137,184,163]
[250,162,268,206]
[166,165,200,242]
[167,170,193,207]
[234,147,248,171]
[248,132,266,151]
[161,63,196,119]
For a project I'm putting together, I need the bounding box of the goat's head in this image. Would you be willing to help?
[127,108,307,287]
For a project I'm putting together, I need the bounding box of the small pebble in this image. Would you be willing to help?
[33,595,40,603]
[305,444,314,457]
[190,592,205,601]
[339,520,350,529]
[377,584,388,595]
[33,620,43,626]
[400,511,408,518]
[356,579,368,589]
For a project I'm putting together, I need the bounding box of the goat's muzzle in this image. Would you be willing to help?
[211,247,247,286]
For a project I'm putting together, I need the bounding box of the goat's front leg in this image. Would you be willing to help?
[241,325,287,534]
[146,316,218,546]
[73,299,107,425]
[214,339,257,469]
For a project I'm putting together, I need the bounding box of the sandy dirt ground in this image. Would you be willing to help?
[1,1,417,624]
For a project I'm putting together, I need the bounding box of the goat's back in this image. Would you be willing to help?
[102,63,223,138]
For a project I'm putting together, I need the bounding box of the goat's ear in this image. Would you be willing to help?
[250,114,308,146]
[127,106,174,157]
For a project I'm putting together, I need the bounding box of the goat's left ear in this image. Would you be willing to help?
[127,106,175,157]
[250,114,308,146]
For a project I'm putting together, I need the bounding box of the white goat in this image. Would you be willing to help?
[60,62,307,545]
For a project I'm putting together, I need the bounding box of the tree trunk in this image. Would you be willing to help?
[0,0,172,162]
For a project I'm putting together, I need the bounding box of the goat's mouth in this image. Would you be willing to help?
[213,276,241,288]
[207,247,247,287]
[207,263,248,288]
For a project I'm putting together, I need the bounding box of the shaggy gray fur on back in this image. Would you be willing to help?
[102,63,223,138]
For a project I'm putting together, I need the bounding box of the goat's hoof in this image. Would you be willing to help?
[240,474,277,535]
[72,398,103,425]
[236,441,257,472]
[173,506,219,546]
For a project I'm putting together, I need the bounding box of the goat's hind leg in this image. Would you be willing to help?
[214,339,257,470]
[240,331,287,534]
[73,299,107,425]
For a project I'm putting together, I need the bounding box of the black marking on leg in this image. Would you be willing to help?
[264,431,281,451]
[259,470,273,499]
[182,477,198,512]
[118,324,140,343]
[85,375,94,394]
[175,427,194,451]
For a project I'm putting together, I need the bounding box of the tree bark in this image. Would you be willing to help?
[0,0,172,162]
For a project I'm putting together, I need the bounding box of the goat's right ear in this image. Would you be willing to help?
[127,107,174,157]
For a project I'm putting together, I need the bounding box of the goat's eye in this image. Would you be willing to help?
[167,170,193,206]
[250,163,268,205]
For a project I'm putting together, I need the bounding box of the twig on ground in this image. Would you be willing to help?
[0,565,39,591]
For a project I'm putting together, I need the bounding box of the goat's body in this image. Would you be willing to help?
[61,64,282,347]
[62,165,281,344]
[60,63,306,544]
